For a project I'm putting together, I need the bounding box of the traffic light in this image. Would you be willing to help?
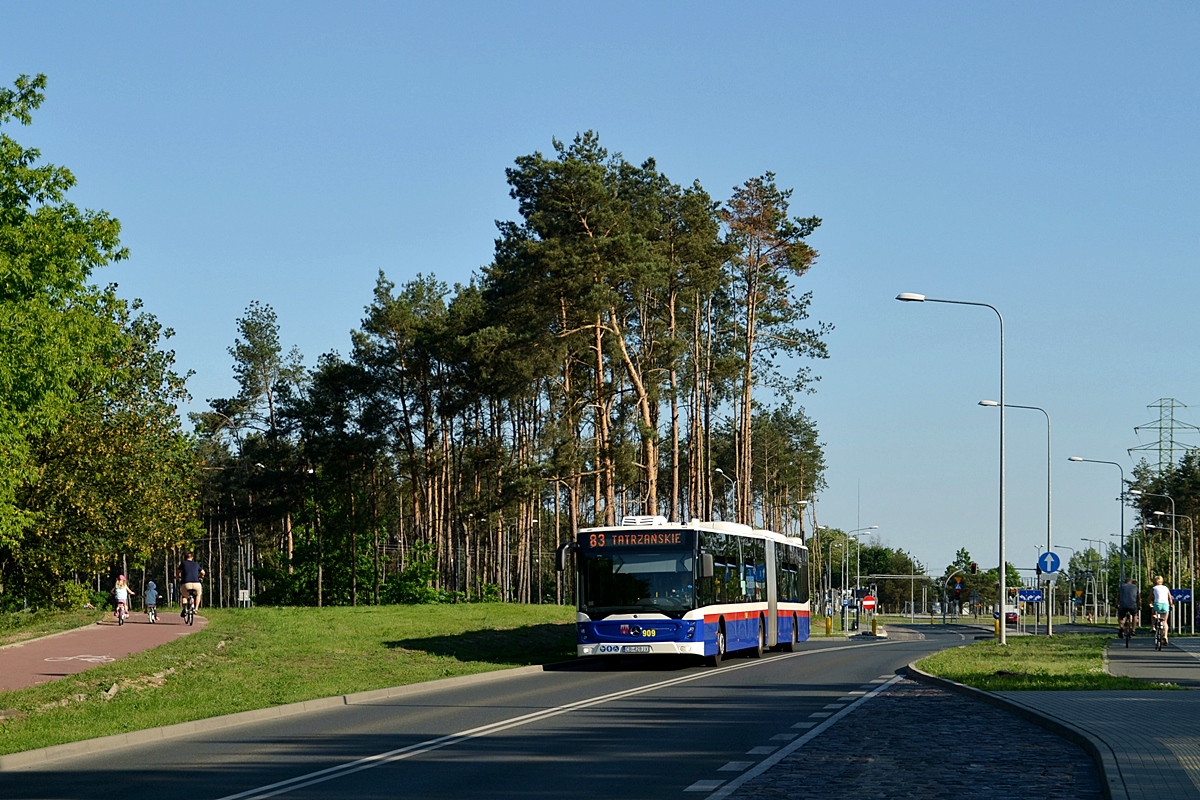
[970,562,978,574]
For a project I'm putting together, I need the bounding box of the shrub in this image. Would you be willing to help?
[380,542,440,604]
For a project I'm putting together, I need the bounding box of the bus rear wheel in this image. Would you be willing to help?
[780,615,798,652]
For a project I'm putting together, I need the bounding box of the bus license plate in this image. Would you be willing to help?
[622,645,651,653]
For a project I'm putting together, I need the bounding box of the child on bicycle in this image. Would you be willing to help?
[1151,575,1173,645]
[144,580,159,622]
[113,575,135,620]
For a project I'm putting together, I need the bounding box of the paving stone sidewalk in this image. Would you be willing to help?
[988,636,1200,800]
[995,689,1200,800]
[724,678,1103,800]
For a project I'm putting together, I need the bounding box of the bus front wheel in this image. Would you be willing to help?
[706,624,726,667]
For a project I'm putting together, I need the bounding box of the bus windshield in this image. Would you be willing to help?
[579,549,694,619]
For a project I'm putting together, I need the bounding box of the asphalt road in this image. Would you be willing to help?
[4,629,972,800]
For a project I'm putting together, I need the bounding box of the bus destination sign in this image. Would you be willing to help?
[582,530,693,550]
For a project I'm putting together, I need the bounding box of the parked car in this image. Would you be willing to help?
[993,605,1019,624]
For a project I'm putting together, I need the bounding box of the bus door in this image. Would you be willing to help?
[765,541,778,647]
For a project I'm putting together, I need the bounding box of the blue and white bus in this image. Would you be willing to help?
[557,516,810,666]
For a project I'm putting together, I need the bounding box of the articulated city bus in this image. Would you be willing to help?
[557,516,810,666]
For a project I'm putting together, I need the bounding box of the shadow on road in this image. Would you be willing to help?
[385,623,575,667]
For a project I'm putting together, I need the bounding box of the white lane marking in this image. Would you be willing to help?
[791,722,816,729]
[808,712,831,718]
[215,639,904,800]
[686,780,725,792]
[770,734,797,742]
[704,675,903,800]
[848,690,867,695]
[44,655,116,663]
[822,703,843,709]
[746,746,777,755]
[718,762,754,772]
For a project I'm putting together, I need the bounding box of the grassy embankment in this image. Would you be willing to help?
[916,634,1181,691]
[1,609,108,647]
[0,603,574,755]
[1,609,107,647]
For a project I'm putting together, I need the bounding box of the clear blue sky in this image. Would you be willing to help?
[6,2,1200,576]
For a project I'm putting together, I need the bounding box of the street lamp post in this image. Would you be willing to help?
[1058,544,1077,622]
[842,525,879,590]
[898,292,1007,644]
[1081,537,1108,622]
[1034,545,1044,630]
[714,468,737,524]
[1131,489,1176,631]
[844,537,855,630]
[1067,457,1126,585]
[981,400,1052,635]
[1151,512,1194,635]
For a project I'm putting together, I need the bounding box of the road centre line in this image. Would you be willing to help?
[214,640,904,800]
[703,675,904,800]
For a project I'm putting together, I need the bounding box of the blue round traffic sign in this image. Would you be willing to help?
[1037,551,1061,574]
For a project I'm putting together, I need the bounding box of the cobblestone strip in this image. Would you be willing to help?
[698,675,902,798]
[719,679,1103,800]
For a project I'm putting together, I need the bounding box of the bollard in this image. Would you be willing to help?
[930,612,935,625]
[825,615,833,636]
[994,617,1001,638]
[871,616,878,636]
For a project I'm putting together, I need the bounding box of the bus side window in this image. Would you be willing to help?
[754,540,766,601]
[799,548,810,603]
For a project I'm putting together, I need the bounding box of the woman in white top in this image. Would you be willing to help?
[1151,575,1173,644]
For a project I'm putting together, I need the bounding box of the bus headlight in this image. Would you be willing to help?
[581,646,594,655]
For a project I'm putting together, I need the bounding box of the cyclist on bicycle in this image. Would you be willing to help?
[176,552,205,618]
[1151,575,1173,645]
[113,575,135,621]
[144,580,159,622]
[1118,577,1140,636]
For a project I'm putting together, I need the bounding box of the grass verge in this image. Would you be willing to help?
[0,609,106,647]
[0,603,575,755]
[916,635,1181,691]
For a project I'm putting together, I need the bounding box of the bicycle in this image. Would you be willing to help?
[1153,612,1168,651]
[184,589,197,626]
[1120,611,1135,647]
[147,604,157,624]
[116,601,128,626]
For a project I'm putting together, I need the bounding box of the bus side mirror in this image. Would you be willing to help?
[700,553,714,579]
[556,542,577,572]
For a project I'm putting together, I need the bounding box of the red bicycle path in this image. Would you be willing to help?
[0,611,207,693]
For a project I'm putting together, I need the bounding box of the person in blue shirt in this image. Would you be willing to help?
[177,552,205,617]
